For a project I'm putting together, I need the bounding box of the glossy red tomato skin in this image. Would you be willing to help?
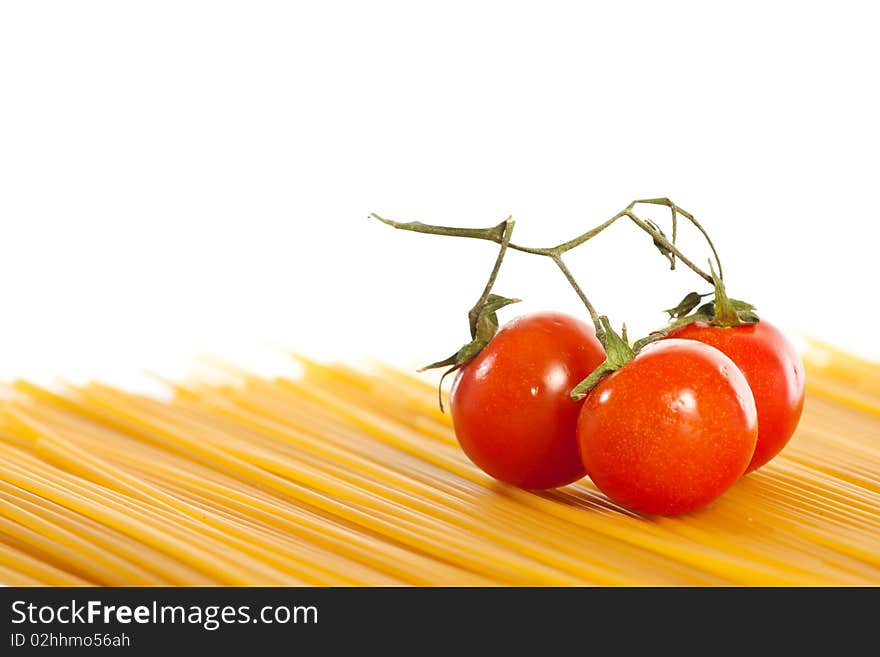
[449,312,606,489]
[577,339,758,515]
[667,319,805,472]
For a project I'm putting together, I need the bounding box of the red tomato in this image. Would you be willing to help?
[449,312,606,489]
[667,319,805,472]
[577,339,758,515]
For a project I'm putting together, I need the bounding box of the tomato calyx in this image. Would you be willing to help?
[663,263,758,325]
[699,261,760,328]
[631,263,760,354]
[418,294,521,410]
[570,317,634,401]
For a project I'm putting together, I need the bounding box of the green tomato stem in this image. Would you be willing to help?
[468,218,515,338]
[628,198,724,280]
[570,317,635,400]
[550,255,604,340]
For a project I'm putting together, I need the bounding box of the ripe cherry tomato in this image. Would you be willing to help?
[450,312,606,489]
[577,339,757,515]
[666,319,805,472]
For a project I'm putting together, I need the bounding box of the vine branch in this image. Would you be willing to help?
[551,255,603,340]
[370,198,720,307]
[628,198,723,280]
[468,217,514,337]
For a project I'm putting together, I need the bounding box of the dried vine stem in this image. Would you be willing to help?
[371,199,723,322]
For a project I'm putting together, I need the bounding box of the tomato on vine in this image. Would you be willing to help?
[661,274,805,472]
[575,329,758,515]
[449,312,606,489]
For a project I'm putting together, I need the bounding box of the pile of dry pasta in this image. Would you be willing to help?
[0,342,877,586]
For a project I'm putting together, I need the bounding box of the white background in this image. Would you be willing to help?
[1,1,877,390]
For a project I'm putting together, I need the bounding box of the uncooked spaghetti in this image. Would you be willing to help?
[0,341,877,586]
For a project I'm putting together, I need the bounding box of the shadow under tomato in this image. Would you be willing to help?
[483,478,646,519]
[541,484,647,519]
